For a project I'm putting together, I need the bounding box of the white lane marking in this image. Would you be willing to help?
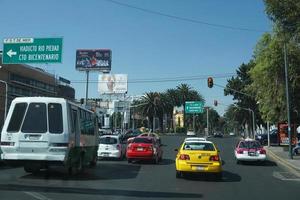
[24,192,52,200]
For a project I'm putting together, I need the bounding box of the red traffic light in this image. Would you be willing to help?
[208,77,213,88]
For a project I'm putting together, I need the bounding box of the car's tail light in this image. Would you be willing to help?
[209,155,220,161]
[0,142,15,146]
[237,149,244,154]
[259,149,266,154]
[179,154,190,160]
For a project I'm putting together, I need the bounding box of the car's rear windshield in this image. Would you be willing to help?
[133,137,153,144]
[239,141,262,148]
[183,142,215,151]
[100,137,118,144]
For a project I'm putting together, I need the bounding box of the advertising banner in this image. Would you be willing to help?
[98,74,128,94]
[76,49,111,72]
[278,122,298,146]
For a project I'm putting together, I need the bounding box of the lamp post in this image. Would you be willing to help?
[0,80,8,121]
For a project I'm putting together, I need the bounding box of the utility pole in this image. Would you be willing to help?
[284,42,293,159]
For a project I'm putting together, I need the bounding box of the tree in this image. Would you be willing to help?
[248,32,300,123]
[224,61,262,126]
[138,92,164,130]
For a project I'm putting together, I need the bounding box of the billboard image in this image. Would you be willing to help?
[76,49,111,72]
[98,74,128,94]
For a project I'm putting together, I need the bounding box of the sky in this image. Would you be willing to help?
[0,0,272,115]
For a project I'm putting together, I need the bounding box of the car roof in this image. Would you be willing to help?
[184,137,206,142]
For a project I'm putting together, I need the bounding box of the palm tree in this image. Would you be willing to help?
[139,92,164,130]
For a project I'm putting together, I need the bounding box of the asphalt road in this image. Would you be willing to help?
[0,135,300,200]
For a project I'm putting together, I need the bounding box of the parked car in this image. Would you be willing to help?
[235,138,266,164]
[175,139,222,179]
[255,129,278,145]
[126,136,163,164]
[98,135,125,160]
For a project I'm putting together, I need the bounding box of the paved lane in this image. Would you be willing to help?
[0,135,299,200]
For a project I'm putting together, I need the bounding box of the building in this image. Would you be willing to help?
[0,52,75,129]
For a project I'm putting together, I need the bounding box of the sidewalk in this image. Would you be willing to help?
[265,146,300,177]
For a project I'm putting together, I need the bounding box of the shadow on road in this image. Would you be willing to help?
[181,170,241,182]
[19,163,141,181]
[238,160,277,167]
[0,184,203,198]
[130,158,174,165]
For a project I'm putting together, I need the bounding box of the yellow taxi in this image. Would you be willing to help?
[175,138,222,179]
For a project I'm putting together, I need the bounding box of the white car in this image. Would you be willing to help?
[186,130,196,136]
[184,137,206,142]
[235,139,266,163]
[98,135,125,160]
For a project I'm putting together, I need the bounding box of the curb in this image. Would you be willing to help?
[266,148,300,177]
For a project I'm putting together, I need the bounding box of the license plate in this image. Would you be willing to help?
[137,148,143,151]
[102,153,109,156]
[29,136,39,140]
[248,152,256,156]
[195,166,205,171]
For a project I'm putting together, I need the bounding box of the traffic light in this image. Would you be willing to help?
[208,77,213,88]
[214,100,218,106]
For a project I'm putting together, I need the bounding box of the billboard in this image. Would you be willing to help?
[98,74,128,94]
[76,49,111,72]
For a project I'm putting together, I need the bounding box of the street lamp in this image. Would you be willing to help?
[0,80,8,121]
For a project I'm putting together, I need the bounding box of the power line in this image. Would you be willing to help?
[70,73,235,84]
[103,0,268,33]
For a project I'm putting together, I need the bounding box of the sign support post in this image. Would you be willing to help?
[85,71,89,105]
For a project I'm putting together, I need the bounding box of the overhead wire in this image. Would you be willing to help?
[70,73,236,84]
[103,0,268,33]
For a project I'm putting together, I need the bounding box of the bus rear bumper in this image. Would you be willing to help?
[1,153,65,162]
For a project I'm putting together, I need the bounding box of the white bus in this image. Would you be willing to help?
[0,97,98,174]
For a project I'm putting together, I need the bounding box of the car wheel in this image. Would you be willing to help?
[127,159,132,163]
[236,160,241,164]
[153,156,159,164]
[176,171,182,178]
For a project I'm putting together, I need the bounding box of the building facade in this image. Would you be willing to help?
[0,53,75,129]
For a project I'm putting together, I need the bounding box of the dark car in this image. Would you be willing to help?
[255,130,278,145]
[213,132,223,138]
[121,129,142,142]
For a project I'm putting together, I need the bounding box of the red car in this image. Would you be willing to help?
[126,136,163,164]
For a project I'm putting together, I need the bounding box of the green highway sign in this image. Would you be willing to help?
[2,37,63,64]
[185,101,204,113]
